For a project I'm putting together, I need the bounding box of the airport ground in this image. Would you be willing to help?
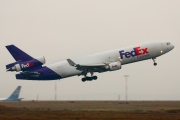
[0,101,179,120]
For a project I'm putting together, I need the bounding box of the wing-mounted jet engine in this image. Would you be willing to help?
[103,61,121,71]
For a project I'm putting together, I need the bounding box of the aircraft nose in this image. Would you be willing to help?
[170,44,175,50]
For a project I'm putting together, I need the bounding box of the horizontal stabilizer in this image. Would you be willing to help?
[21,71,40,76]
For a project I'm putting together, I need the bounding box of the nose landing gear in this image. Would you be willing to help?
[152,58,157,66]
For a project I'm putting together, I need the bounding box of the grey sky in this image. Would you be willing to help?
[0,0,180,100]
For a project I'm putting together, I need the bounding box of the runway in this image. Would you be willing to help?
[0,101,179,120]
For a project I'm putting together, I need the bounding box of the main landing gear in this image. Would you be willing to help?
[82,76,97,82]
[152,58,157,66]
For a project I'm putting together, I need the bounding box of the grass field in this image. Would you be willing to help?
[0,101,179,120]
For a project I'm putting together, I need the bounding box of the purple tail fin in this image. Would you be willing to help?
[6,45,33,61]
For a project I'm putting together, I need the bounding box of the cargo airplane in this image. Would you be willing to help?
[6,42,174,82]
[0,86,22,101]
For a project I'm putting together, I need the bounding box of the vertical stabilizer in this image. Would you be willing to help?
[6,45,33,61]
[7,86,21,100]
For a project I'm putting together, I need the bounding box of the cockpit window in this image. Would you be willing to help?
[167,42,171,45]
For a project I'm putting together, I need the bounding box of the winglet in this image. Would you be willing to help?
[67,59,76,66]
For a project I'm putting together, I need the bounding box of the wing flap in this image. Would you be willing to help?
[66,59,107,74]
[67,59,105,67]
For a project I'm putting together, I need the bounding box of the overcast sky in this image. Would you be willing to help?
[0,0,180,101]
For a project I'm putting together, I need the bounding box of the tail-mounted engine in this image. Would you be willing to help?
[6,56,45,72]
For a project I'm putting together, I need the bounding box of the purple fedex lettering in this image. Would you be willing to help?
[119,50,125,59]
[119,47,149,59]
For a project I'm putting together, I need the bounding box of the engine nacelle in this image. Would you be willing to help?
[34,56,46,65]
[104,61,121,71]
[9,64,21,72]
[6,56,45,72]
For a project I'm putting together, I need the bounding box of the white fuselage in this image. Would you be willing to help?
[47,41,174,79]
[0,98,8,101]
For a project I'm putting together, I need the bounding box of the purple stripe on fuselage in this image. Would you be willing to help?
[16,66,61,80]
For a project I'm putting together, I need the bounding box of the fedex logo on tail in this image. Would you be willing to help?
[119,47,149,59]
[21,62,34,68]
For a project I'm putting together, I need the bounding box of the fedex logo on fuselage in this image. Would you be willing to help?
[119,47,149,59]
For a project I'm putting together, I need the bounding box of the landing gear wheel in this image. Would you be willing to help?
[93,76,97,80]
[152,58,157,66]
[154,63,157,66]
[81,76,98,82]
[82,78,86,82]
[86,77,93,81]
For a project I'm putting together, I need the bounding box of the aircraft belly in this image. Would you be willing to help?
[48,63,81,78]
[58,66,81,78]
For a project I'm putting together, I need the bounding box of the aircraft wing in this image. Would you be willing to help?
[67,59,105,66]
[67,59,106,73]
